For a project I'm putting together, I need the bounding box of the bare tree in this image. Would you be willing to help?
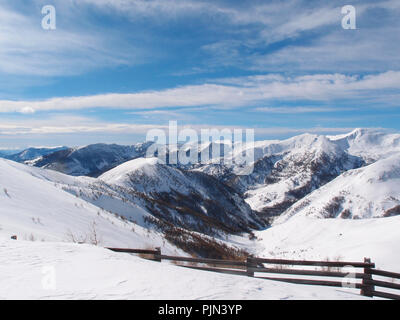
[88,221,101,246]
[65,220,101,245]
[65,229,87,244]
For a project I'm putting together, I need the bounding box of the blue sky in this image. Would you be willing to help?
[0,0,400,148]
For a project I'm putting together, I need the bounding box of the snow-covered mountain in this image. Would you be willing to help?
[16,128,400,225]
[329,128,400,163]
[1,146,67,162]
[3,128,399,237]
[190,129,400,222]
[274,152,400,223]
[30,142,153,177]
[28,155,266,237]
[0,158,180,254]
[98,157,265,235]
[195,134,364,219]
[0,158,257,258]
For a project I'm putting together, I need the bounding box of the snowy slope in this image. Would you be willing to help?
[0,239,370,300]
[274,153,400,223]
[329,128,400,163]
[1,159,257,258]
[255,215,400,272]
[0,159,181,254]
[3,158,155,229]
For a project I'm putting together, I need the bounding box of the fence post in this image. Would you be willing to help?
[154,247,162,262]
[246,257,256,277]
[361,258,374,297]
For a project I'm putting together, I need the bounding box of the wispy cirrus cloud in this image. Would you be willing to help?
[198,0,400,73]
[0,1,144,76]
[2,0,399,77]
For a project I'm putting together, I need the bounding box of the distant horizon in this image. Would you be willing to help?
[1,126,398,151]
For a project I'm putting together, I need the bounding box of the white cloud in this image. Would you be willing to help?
[20,106,36,114]
[1,71,399,113]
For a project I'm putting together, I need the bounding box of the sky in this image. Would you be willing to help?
[0,0,400,148]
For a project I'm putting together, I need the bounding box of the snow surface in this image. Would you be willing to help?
[0,239,370,300]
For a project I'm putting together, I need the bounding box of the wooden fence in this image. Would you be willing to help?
[106,247,400,300]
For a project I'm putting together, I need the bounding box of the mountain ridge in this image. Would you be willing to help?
[4,128,400,226]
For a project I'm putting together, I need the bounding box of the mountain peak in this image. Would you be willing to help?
[329,128,383,141]
[99,157,162,184]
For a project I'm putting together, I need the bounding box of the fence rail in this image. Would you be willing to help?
[157,254,247,267]
[251,257,375,268]
[106,246,400,300]
[106,247,160,255]
[367,268,400,278]
[247,267,368,279]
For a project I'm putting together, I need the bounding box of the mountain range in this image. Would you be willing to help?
[1,128,399,259]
